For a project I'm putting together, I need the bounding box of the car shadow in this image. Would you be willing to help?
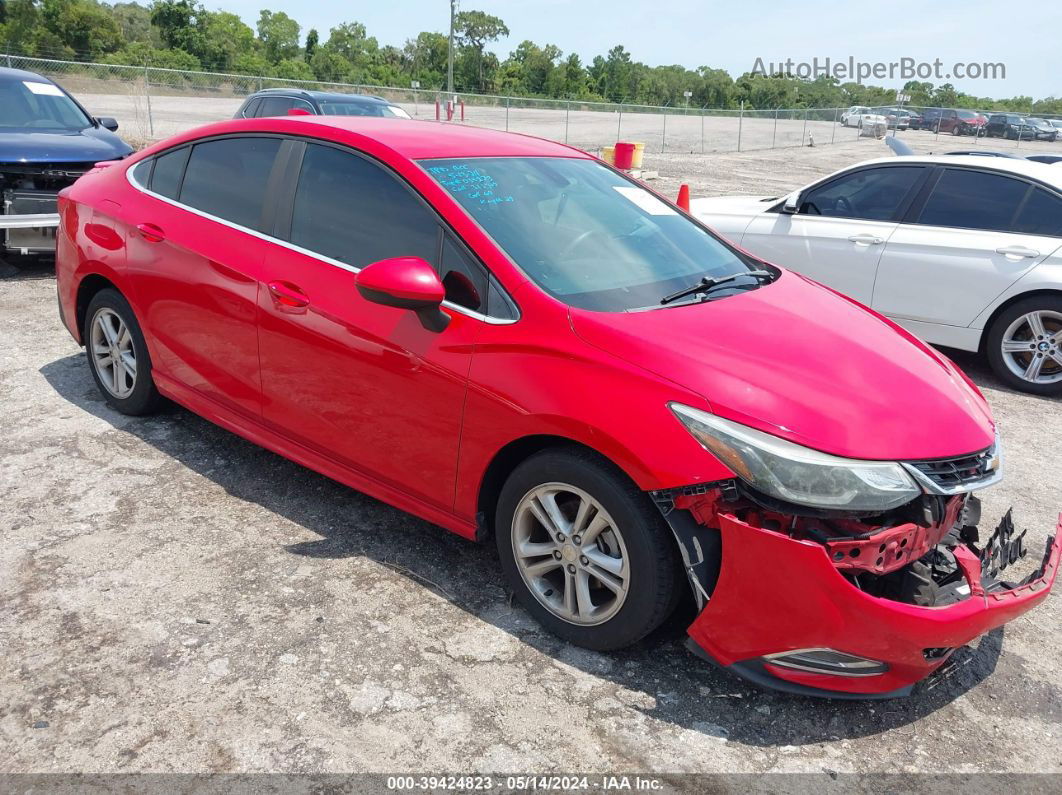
[40,352,1025,747]
[0,255,55,281]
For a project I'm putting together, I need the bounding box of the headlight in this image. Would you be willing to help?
[670,404,920,512]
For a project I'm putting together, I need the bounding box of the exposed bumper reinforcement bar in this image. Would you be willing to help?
[0,212,60,230]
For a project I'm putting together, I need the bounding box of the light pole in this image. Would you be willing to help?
[447,0,456,101]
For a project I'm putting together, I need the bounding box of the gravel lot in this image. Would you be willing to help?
[1,137,1060,779]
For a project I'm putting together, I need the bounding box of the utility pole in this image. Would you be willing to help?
[447,0,456,101]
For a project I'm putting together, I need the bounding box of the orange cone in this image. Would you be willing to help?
[677,183,690,212]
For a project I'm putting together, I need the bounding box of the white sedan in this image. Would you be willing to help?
[692,155,1062,395]
[840,106,888,128]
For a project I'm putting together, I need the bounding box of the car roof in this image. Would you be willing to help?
[850,154,1062,189]
[249,88,390,104]
[0,66,55,84]
[154,115,592,160]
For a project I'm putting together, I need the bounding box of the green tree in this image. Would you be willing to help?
[304,27,318,62]
[39,0,122,59]
[403,30,448,86]
[201,11,255,72]
[257,9,300,64]
[274,56,313,81]
[111,2,154,44]
[150,0,207,58]
[321,20,377,78]
[454,9,508,91]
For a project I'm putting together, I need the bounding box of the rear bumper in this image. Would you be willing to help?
[687,511,1060,697]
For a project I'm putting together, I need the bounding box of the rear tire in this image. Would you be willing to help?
[985,295,1062,396]
[495,448,682,651]
[83,288,162,415]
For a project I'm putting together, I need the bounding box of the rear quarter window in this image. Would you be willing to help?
[1013,189,1062,237]
[148,146,190,200]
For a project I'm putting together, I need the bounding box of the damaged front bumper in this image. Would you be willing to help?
[660,491,1060,698]
[1,198,60,254]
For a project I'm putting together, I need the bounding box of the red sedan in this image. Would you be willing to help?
[55,116,1059,698]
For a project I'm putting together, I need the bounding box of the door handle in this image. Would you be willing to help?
[995,245,1040,259]
[848,234,884,245]
[136,222,165,243]
[267,280,310,308]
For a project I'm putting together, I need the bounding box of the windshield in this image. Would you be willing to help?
[317,99,411,119]
[958,111,978,119]
[0,78,92,131]
[423,157,755,311]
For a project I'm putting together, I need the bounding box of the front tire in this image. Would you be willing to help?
[986,296,1062,396]
[84,288,161,415]
[495,448,682,651]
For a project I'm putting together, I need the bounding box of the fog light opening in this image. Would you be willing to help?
[764,648,889,677]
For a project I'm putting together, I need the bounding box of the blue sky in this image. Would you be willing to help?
[215,0,1059,99]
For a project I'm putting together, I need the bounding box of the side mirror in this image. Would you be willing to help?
[287,107,313,116]
[355,256,450,332]
[96,117,119,131]
[781,191,800,214]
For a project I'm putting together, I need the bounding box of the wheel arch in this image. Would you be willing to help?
[978,288,1062,353]
[75,272,121,344]
[475,434,641,542]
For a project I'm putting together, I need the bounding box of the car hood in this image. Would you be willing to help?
[0,127,132,164]
[570,271,994,461]
[690,195,777,216]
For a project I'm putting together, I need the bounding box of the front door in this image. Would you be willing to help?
[739,165,927,304]
[256,141,483,511]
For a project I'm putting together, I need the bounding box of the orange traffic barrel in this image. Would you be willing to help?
[614,142,636,170]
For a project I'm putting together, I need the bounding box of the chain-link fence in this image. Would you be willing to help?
[5,53,1061,155]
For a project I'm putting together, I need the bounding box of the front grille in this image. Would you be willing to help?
[906,446,997,492]
[1,162,93,192]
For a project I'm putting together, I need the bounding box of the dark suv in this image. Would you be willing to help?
[986,114,1041,140]
[1,67,130,259]
[235,88,412,120]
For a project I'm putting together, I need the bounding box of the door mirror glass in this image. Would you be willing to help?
[356,257,450,331]
[781,191,800,214]
[96,116,119,131]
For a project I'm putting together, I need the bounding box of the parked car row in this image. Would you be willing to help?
[3,65,1058,701]
[843,105,1062,141]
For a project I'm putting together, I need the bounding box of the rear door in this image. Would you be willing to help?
[738,165,928,304]
[124,135,283,417]
[255,140,497,511]
[872,167,1062,327]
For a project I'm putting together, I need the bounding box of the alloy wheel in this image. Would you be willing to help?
[90,307,137,398]
[511,483,630,626]
[1000,310,1062,385]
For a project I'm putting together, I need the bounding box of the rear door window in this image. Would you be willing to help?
[915,169,1031,232]
[178,137,281,230]
[256,96,295,117]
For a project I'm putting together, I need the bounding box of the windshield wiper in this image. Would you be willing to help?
[660,270,775,305]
